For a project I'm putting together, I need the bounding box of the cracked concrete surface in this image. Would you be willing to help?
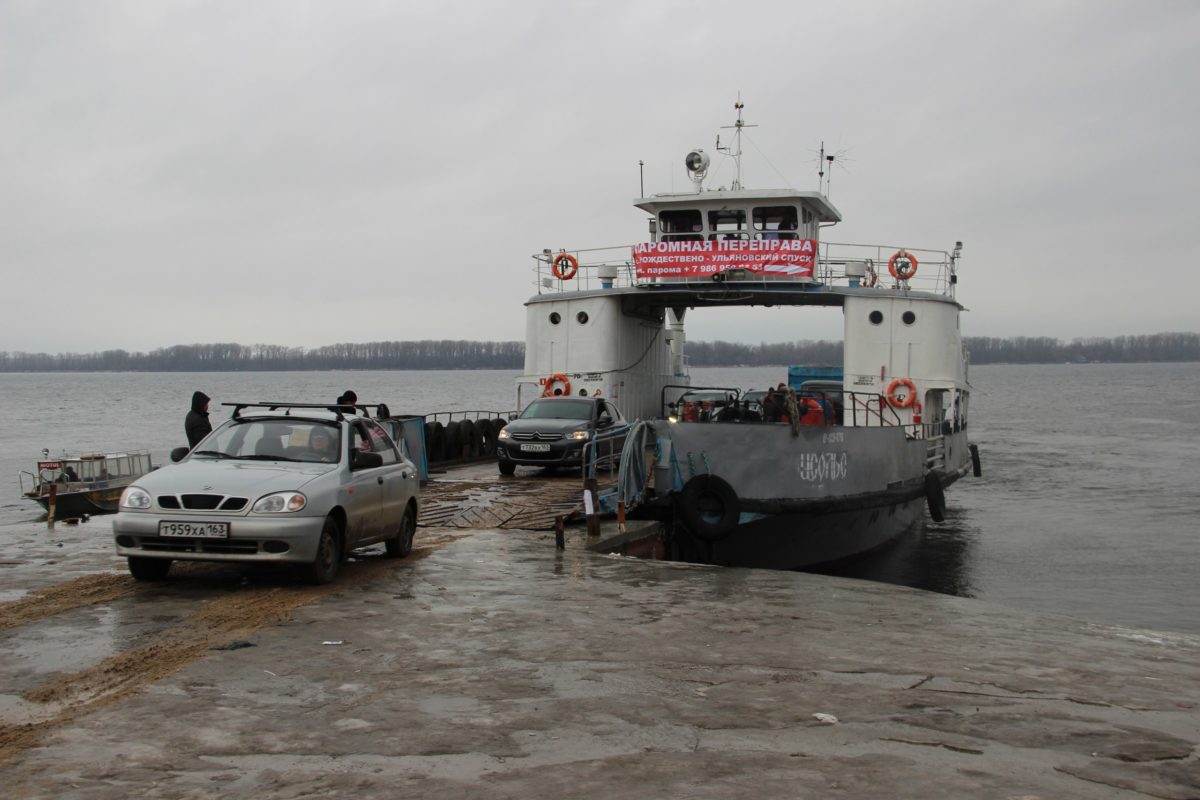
[2,525,1199,799]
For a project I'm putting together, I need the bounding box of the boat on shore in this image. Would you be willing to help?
[20,449,155,519]
[513,101,980,568]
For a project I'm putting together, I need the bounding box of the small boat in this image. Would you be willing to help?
[19,449,155,518]
[515,100,980,568]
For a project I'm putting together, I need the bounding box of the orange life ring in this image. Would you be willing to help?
[552,252,579,280]
[541,373,571,397]
[886,378,917,408]
[888,249,918,280]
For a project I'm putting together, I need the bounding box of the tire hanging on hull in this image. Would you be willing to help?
[924,472,946,522]
[969,443,982,477]
[678,475,740,542]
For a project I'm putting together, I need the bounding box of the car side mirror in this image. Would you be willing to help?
[170,446,190,463]
[351,449,383,469]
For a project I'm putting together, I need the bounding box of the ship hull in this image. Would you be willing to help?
[29,487,125,518]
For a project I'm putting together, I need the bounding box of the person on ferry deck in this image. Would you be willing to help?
[764,383,789,422]
[185,391,213,448]
[336,390,358,415]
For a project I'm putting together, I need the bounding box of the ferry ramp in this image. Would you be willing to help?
[419,461,609,531]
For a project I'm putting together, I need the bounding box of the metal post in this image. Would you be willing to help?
[584,478,601,537]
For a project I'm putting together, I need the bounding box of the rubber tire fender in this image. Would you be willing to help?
[924,472,946,522]
[458,419,479,458]
[443,421,463,461]
[480,418,500,456]
[969,443,982,477]
[678,474,740,542]
[425,421,445,463]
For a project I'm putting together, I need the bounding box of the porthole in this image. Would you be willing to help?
[902,311,916,325]
[868,310,884,325]
[576,311,590,324]
[549,312,561,325]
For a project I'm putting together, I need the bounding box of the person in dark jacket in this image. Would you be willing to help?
[337,390,358,415]
[186,391,213,448]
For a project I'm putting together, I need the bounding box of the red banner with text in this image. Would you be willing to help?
[632,239,817,279]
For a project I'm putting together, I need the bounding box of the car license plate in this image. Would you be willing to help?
[159,521,229,538]
[520,443,551,452]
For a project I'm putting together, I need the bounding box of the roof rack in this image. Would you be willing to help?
[220,402,393,420]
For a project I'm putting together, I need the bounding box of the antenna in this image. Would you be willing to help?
[817,141,848,196]
[717,95,756,190]
[818,141,826,192]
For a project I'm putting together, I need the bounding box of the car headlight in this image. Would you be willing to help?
[497,429,509,440]
[252,492,307,513]
[120,486,152,509]
[570,430,589,440]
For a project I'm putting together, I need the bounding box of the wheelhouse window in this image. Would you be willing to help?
[753,206,800,240]
[707,209,747,241]
[659,209,703,242]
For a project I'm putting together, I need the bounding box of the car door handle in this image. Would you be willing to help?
[377,476,384,485]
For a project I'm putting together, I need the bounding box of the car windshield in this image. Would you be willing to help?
[196,419,342,463]
[520,399,593,421]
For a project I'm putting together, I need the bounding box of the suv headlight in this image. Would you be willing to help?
[497,429,509,440]
[252,492,307,513]
[120,486,152,509]
[570,430,589,440]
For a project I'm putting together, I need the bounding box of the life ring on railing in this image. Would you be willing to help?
[541,373,571,397]
[888,249,918,280]
[886,377,917,408]
[551,252,579,280]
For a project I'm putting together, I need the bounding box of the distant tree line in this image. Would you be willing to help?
[0,340,525,372]
[1,333,1197,372]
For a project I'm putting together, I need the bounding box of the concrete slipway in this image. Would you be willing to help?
[1,515,1199,798]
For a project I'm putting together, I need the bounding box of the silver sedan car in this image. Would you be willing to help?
[113,404,420,584]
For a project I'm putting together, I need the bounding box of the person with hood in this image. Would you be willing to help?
[186,391,213,448]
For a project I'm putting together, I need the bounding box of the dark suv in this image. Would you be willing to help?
[496,397,626,475]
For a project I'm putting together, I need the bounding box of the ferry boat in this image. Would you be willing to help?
[20,449,155,519]
[514,102,980,568]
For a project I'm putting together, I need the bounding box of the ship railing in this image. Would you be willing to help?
[532,242,958,297]
[581,421,633,481]
[925,436,947,471]
[382,410,517,469]
[818,242,958,298]
[845,392,907,428]
[532,246,640,294]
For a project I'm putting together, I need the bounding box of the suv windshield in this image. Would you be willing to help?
[198,419,342,463]
[521,399,593,421]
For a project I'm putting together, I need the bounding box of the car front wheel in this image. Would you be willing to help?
[305,516,341,585]
[128,556,171,582]
[498,459,516,476]
[386,505,416,558]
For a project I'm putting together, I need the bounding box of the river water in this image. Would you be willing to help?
[2,362,1197,634]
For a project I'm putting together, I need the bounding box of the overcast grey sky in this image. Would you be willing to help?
[3,0,1197,354]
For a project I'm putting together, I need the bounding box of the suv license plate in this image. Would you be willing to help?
[520,443,551,452]
[159,521,230,538]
